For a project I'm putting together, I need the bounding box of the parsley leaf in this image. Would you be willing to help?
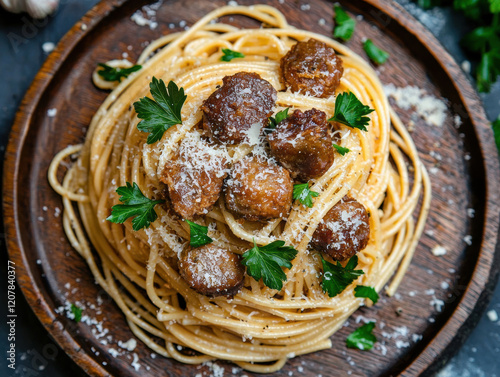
[242,240,298,291]
[328,92,374,131]
[333,5,356,41]
[493,115,500,152]
[97,63,142,82]
[354,285,379,304]
[268,108,290,130]
[454,0,483,20]
[346,322,377,350]
[220,48,245,62]
[477,50,500,92]
[490,0,500,13]
[333,143,350,156]
[70,304,83,323]
[292,183,319,208]
[106,182,164,231]
[321,255,364,297]
[363,39,389,65]
[185,220,213,247]
[133,77,187,144]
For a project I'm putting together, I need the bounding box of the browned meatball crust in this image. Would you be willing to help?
[225,156,293,221]
[311,196,370,261]
[201,72,277,144]
[267,108,334,180]
[159,134,228,219]
[178,244,245,297]
[280,39,344,98]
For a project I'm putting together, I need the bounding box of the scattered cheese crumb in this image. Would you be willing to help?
[487,309,498,322]
[429,166,439,175]
[42,42,55,53]
[384,83,447,127]
[463,235,472,246]
[130,1,163,30]
[432,245,447,256]
[118,338,137,351]
[461,60,471,74]
[47,108,57,117]
[430,296,445,312]
[108,348,119,357]
[412,334,423,342]
[131,353,141,371]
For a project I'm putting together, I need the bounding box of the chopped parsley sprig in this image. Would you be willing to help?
[220,48,245,62]
[267,108,290,131]
[328,92,374,131]
[321,255,364,297]
[354,285,379,304]
[185,220,213,248]
[363,39,389,65]
[242,240,298,291]
[70,304,83,323]
[346,322,377,350]
[97,63,142,82]
[333,5,356,41]
[493,115,500,151]
[293,183,319,208]
[333,143,350,156]
[106,182,164,231]
[416,0,500,93]
[133,77,186,144]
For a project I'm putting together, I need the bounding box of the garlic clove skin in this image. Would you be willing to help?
[26,0,59,19]
[0,0,59,19]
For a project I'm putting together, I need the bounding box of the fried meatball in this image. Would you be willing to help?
[178,244,245,297]
[311,196,370,261]
[280,39,344,98]
[160,133,228,219]
[201,72,277,144]
[267,108,334,180]
[225,156,293,221]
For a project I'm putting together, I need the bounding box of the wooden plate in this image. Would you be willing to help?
[4,0,500,376]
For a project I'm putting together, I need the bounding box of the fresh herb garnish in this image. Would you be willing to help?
[97,63,142,82]
[220,48,245,62]
[106,182,164,231]
[416,0,500,93]
[70,304,83,323]
[363,39,389,65]
[333,143,350,156]
[267,108,290,131]
[493,116,500,152]
[292,183,319,208]
[354,285,379,304]
[133,77,187,144]
[328,92,374,131]
[185,220,213,247]
[321,255,364,297]
[333,5,356,41]
[242,240,298,291]
[346,322,377,350]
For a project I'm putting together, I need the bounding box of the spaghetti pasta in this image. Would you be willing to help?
[48,4,431,373]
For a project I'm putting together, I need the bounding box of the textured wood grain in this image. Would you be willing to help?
[3,0,500,376]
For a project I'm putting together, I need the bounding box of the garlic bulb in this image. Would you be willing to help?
[0,0,59,19]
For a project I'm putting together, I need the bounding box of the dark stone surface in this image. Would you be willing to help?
[0,1,498,376]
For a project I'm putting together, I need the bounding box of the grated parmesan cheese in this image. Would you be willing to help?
[384,83,447,127]
[431,245,447,256]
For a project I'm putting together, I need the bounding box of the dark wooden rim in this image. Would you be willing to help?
[3,0,500,376]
